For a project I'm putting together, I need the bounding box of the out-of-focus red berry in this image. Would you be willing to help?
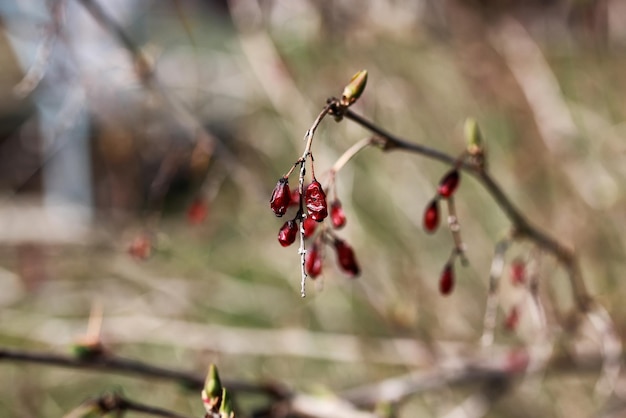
[278,220,298,247]
[334,239,360,277]
[330,200,346,229]
[304,180,328,222]
[510,260,526,286]
[187,198,209,225]
[270,178,291,217]
[423,199,440,233]
[504,306,520,331]
[289,189,301,207]
[128,234,152,260]
[305,243,323,278]
[438,169,460,198]
[302,216,317,238]
[505,348,530,373]
[439,263,454,295]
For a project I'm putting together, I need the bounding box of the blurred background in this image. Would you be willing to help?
[0,0,625,416]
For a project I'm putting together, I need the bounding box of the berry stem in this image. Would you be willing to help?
[296,103,334,297]
[445,197,468,266]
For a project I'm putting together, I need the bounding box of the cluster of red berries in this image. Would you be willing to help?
[421,168,462,295]
[270,177,358,279]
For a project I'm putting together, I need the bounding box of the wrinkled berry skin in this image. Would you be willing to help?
[305,243,323,278]
[423,199,440,233]
[438,170,460,198]
[278,220,298,247]
[305,180,328,222]
[330,200,346,229]
[439,263,454,295]
[270,178,291,217]
[334,239,360,277]
[302,216,317,238]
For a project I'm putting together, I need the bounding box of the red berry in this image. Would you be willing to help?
[504,306,520,331]
[506,349,530,373]
[303,216,317,238]
[423,199,439,233]
[304,180,328,222]
[510,259,526,286]
[305,243,323,278]
[330,200,346,229]
[278,220,298,247]
[439,263,454,295]
[187,198,209,225]
[289,189,301,207]
[334,239,360,277]
[128,234,152,260]
[438,169,460,198]
[270,178,291,217]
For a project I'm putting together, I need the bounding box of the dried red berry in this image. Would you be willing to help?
[289,189,301,207]
[510,259,526,286]
[439,263,454,295]
[278,220,298,247]
[187,197,209,225]
[303,216,317,238]
[330,200,347,229]
[270,178,291,217]
[334,239,360,277]
[305,243,323,278]
[504,306,520,331]
[438,170,460,198]
[304,180,328,222]
[423,199,440,233]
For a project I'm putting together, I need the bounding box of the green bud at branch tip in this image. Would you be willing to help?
[464,117,484,155]
[219,388,234,418]
[341,70,368,107]
[204,364,223,399]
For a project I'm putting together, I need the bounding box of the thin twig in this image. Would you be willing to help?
[445,197,468,265]
[0,347,281,398]
[64,391,192,418]
[330,137,375,175]
[13,0,66,97]
[295,103,334,297]
[481,237,511,348]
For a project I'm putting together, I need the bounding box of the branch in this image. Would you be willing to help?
[64,391,192,418]
[0,346,281,398]
[341,107,593,310]
[0,346,380,418]
[335,102,621,400]
[341,345,616,408]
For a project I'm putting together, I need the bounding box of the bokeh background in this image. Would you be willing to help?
[0,0,625,417]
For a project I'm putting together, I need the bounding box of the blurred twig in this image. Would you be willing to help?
[74,0,265,207]
[0,346,273,397]
[63,391,192,418]
[13,0,66,98]
[0,346,381,418]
